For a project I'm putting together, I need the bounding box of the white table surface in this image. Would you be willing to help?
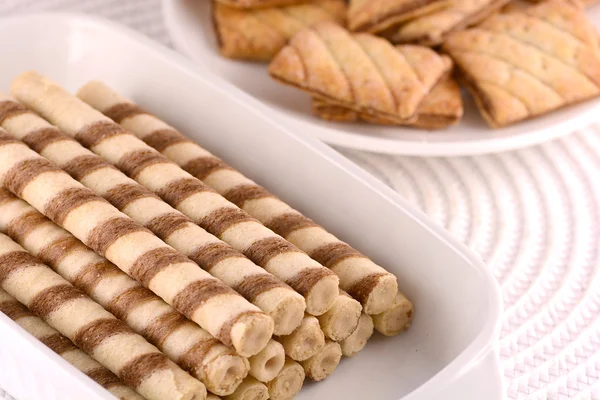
[1,0,600,399]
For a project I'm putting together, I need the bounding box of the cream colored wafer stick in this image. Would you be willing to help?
[299,340,341,382]
[76,81,399,315]
[266,358,305,400]
[224,377,268,400]
[0,94,305,336]
[372,292,414,336]
[247,339,285,382]
[0,233,206,400]
[0,127,272,358]
[316,290,362,341]
[12,73,339,317]
[277,315,325,361]
[207,395,221,400]
[339,313,374,357]
[0,189,248,396]
[0,289,144,400]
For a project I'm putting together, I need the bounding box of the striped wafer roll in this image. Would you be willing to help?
[299,340,341,382]
[0,289,144,400]
[277,315,324,362]
[0,94,305,336]
[0,189,249,396]
[0,233,206,400]
[224,377,268,400]
[0,127,272,358]
[266,358,305,400]
[316,290,362,341]
[247,339,285,383]
[207,395,221,400]
[372,292,414,337]
[339,313,374,357]
[10,72,339,317]
[76,81,399,315]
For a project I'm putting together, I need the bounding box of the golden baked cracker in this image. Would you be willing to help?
[348,0,450,33]
[386,0,511,46]
[312,77,464,129]
[269,22,451,122]
[213,0,346,61]
[443,0,600,128]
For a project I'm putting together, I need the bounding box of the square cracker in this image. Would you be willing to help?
[269,22,452,122]
[312,77,464,129]
[443,0,600,128]
[386,0,512,46]
[213,0,346,61]
[348,0,450,33]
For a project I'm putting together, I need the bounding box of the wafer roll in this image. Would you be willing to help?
[0,233,206,400]
[0,94,305,336]
[12,72,339,317]
[339,313,374,357]
[316,290,362,341]
[76,81,399,314]
[224,377,268,400]
[372,292,413,336]
[0,127,271,358]
[0,189,249,396]
[0,289,144,400]
[208,395,222,400]
[277,315,324,361]
[299,340,341,382]
[266,358,304,400]
[248,339,285,382]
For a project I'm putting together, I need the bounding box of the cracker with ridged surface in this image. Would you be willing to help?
[443,0,600,127]
[213,0,346,61]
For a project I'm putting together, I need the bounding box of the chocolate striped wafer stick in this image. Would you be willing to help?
[0,94,305,336]
[0,233,206,400]
[13,73,339,317]
[266,358,305,400]
[224,377,268,400]
[0,127,272,357]
[372,292,413,336]
[0,289,144,400]
[277,315,324,362]
[207,395,221,400]
[339,313,374,357]
[76,81,399,315]
[0,189,249,396]
[316,290,362,341]
[299,340,341,382]
[247,339,285,382]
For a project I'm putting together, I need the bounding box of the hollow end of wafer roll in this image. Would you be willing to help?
[362,273,398,315]
[224,377,269,400]
[248,340,285,383]
[277,315,325,362]
[230,312,274,357]
[340,313,374,357]
[203,354,250,396]
[300,340,342,382]
[266,358,305,400]
[259,290,306,336]
[304,274,339,316]
[373,292,414,337]
[317,293,362,341]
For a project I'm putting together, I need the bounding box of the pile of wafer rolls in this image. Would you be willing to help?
[0,71,414,400]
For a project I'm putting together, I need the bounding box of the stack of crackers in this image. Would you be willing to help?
[212,0,600,129]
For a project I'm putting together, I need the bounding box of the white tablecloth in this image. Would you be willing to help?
[1,0,600,398]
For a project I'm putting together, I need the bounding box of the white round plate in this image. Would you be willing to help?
[163,0,600,155]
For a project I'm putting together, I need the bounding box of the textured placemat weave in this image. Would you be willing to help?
[1,0,600,398]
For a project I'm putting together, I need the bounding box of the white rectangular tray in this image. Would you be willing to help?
[0,13,503,400]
